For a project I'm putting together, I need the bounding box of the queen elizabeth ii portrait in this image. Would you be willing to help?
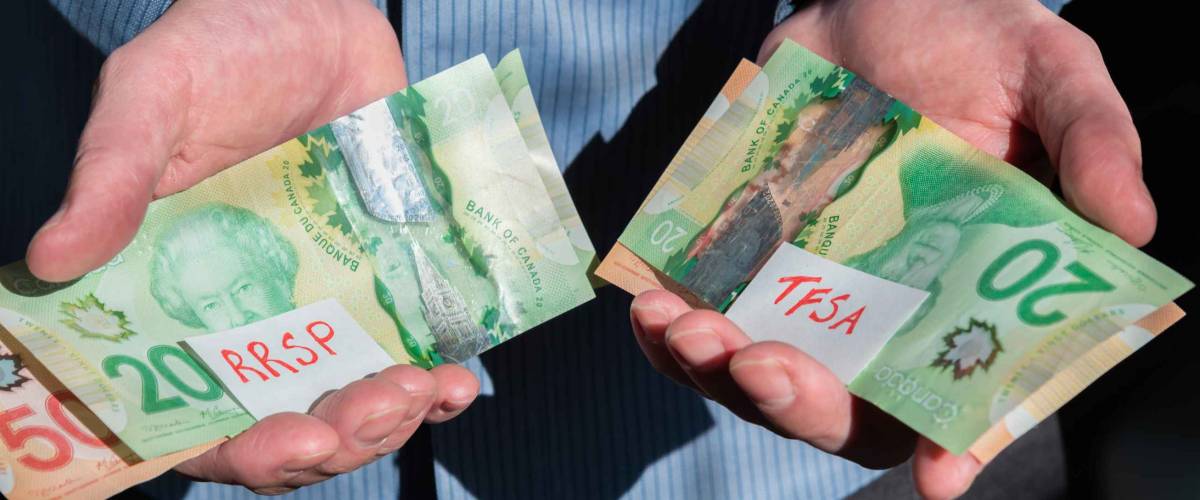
[149,203,299,333]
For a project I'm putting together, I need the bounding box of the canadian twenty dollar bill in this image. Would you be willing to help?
[0,332,216,499]
[0,50,593,460]
[596,39,1192,455]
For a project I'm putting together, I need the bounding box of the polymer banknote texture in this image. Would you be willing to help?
[0,51,592,468]
[598,40,1192,455]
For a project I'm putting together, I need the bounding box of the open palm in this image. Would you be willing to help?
[636,2,1150,500]
[26,0,478,494]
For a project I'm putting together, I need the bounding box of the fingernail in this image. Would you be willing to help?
[666,328,725,367]
[729,358,795,410]
[282,450,335,474]
[631,303,669,345]
[404,390,433,422]
[354,407,404,447]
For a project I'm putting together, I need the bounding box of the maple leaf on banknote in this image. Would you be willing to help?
[0,352,30,391]
[883,101,922,135]
[59,293,135,342]
[305,182,355,237]
[298,156,324,180]
[597,39,1192,455]
[0,50,593,462]
[932,319,1003,380]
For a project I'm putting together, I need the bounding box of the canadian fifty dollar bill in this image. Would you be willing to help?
[0,50,593,462]
[596,39,1192,455]
[0,332,217,499]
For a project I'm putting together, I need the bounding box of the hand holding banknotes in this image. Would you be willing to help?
[635,1,1153,499]
[21,0,479,494]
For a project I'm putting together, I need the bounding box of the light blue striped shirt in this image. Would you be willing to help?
[49,1,1067,498]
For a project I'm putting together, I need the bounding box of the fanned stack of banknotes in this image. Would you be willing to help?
[0,39,1192,499]
[0,51,597,499]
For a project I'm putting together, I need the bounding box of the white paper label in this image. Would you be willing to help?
[725,245,929,384]
[181,299,396,419]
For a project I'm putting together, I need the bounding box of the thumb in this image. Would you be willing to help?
[1024,23,1155,246]
[911,438,982,500]
[26,45,188,282]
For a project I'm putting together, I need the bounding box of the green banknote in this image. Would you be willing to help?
[597,40,1192,453]
[493,51,597,272]
[0,51,593,459]
[316,51,594,366]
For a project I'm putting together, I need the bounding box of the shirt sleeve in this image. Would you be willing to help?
[49,0,173,55]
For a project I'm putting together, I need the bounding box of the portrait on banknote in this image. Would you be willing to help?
[149,203,300,333]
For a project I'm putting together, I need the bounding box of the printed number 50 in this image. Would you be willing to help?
[0,391,112,472]
[650,221,688,253]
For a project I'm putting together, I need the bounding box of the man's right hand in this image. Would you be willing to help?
[26,0,480,494]
[26,0,407,282]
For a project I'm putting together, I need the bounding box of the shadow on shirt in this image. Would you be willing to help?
[431,1,778,499]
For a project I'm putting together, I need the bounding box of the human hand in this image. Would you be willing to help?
[636,3,1145,498]
[23,0,481,493]
[631,290,971,499]
[27,0,408,281]
[177,364,478,495]
[760,0,1153,246]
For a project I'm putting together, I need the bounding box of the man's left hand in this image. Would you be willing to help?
[635,1,1148,498]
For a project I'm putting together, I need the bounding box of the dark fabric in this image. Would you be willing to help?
[18,2,1200,500]
[849,415,1068,500]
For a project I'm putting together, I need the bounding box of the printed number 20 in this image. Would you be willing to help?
[978,239,1115,326]
[650,221,688,253]
[102,345,224,414]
